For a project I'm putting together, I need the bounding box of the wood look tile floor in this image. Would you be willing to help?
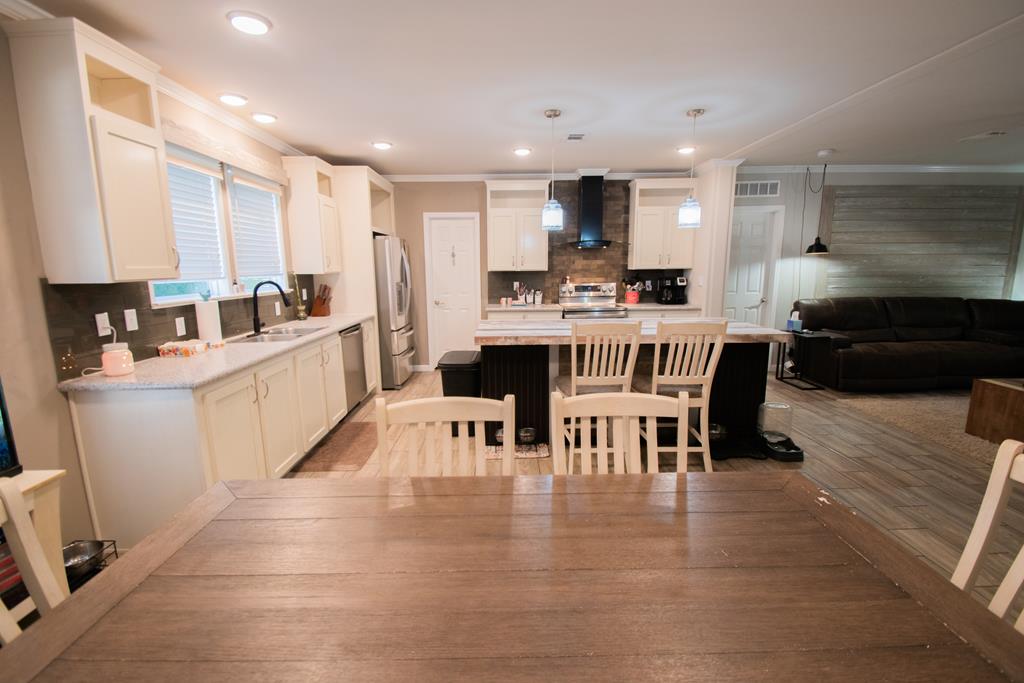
[295,370,1022,611]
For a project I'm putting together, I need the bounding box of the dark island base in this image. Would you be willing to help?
[479,343,772,459]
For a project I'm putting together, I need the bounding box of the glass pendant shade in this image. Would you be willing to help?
[542,198,564,232]
[677,195,701,229]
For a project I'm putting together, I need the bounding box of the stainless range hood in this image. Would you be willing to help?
[570,174,611,249]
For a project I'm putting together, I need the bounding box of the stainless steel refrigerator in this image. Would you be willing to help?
[373,235,415,388]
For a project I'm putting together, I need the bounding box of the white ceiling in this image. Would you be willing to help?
[27,0,1024,174]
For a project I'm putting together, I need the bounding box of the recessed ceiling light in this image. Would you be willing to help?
[251,112,277,124]
[227,11,272,36]
[219,93,248,107]
[817,148,837,159]
[677,146,696,155]
[513,147,532,157]
[372,141,393,150]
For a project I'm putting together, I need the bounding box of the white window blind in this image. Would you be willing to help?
[230,180,284,278]
[166,163,226,281]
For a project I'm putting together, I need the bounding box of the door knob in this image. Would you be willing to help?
[434,299,442,306]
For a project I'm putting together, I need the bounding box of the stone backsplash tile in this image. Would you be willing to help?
[45,274,315,381]
[488,179,688,305]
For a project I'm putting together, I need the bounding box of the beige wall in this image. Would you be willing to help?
[393,182,487,366]
[0,32,93,541]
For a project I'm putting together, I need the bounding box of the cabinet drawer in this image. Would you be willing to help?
[487,309,563,321]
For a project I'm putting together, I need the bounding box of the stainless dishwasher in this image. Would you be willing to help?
[340,325,368,411]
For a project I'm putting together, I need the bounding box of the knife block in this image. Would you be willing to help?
[310,298,331,317]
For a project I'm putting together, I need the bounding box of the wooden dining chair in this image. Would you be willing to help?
[632,320,727,473]
[550,390,689,475]
[952,439,1024,632]
[0,478,66,645]
[375,395,516,477]
[554,321,642,396]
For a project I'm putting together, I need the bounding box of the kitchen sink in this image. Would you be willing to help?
[263,326,326,336]
[229,333,305,344]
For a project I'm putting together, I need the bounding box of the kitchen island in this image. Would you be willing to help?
[474,320,789,459]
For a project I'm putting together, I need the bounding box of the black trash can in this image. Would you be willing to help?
[437,351,481,435]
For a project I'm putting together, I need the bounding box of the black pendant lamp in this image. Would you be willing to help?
[803,163,829,255]
[805,236,829,255]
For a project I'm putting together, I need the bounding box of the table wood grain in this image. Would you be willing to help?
[2,473,1022,682]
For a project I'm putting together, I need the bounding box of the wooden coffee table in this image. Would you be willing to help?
[966,378,1024,443]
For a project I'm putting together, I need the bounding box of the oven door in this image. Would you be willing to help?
[562,307,628,319]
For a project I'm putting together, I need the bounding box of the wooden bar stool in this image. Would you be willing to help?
[632,320,727,472]
[554,321,642,396]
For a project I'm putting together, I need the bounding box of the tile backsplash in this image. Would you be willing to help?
[44,275,315,381]
[487,179,688,305]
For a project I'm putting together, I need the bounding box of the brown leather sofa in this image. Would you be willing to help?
[791,297,1024,391]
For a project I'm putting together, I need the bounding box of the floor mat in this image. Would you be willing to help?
[294,421,377,472]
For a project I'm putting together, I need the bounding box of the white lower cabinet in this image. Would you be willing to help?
[202,375,266,481]
[256,357,302,478]
[486,309,565,321]
[321,335,348,427]
[296,344,329,450]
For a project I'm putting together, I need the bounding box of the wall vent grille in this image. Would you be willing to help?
[567,133,585,141]
[735,180,780,198]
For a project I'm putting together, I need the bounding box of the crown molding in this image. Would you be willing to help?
[737,163,1024,175]
[0,0,50,20]
[155,76,304,156]
[384,171,703,183]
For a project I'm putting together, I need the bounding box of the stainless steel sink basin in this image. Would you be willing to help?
[229,333,304,344]
[263,327,326,336]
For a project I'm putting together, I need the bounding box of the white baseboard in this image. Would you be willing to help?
[412,364,433,372]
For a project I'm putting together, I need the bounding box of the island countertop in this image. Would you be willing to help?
[58,313,373,393]
[474,319,789,345]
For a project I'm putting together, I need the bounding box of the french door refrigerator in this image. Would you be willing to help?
[373,235,415,388]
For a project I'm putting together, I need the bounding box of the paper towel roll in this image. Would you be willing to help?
[194,300,222,342]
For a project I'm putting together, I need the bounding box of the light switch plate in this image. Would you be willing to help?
[301,288,307,302]
[95,312,112,336]
[274,301,281,316]
[175,316,186,336]
[124,308,139,331]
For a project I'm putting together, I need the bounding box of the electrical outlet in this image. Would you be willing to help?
[644,280,652,291]
[175,316,186,336]
[124,308,139,332]
[301,288,307,302]
[95,312,112,336]
[274,301,281,316]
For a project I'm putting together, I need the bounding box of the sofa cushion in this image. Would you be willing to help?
[835,342,939,380]
[794,297,890,333]
[912,341,1024,377]
[883,297,969,341]
[823,327,895,343]
[967,299,1024,332]
[967,329,1024,346]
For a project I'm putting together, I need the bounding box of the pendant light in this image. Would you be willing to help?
[541,109,564,232]
[677,108,704,229]
[803,164,830,255]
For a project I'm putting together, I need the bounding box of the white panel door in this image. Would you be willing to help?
[203,374,266,481]
[90,112,178,281]
[724,210,772,324]
[516,208,547,271]
[665,207,696,268]
[318,196,341,273]
[256,358,302,478]
[295,344,328,451]
[321,335,348,426]
[427,215,481,365]
[487,208,517,271]
[633,207,667,268]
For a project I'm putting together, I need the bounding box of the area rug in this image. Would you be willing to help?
[295,421,377,472]
[835,393,998,467]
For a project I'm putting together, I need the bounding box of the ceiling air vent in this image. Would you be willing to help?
[735,180,781,198]
[567,133,585,141]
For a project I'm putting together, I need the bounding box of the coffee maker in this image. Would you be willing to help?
[657,276,688,305]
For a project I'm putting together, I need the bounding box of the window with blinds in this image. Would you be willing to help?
[167,163,225,280]
[230,181,284,282]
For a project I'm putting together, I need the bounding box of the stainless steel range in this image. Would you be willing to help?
[559,282,627,319]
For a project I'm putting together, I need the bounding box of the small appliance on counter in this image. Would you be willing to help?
[656,276,688,305]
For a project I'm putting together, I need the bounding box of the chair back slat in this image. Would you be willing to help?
[570,322,642,394]
[376,395,515,477]
[551,391,689,475]
[0,479,66,645]
[952,439,1024,633]
[652,321,727,393]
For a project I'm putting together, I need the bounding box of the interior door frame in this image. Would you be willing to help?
[422,212,482,368]
[729,205,786,327]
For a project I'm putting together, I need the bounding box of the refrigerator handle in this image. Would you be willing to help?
[400,244,413,317]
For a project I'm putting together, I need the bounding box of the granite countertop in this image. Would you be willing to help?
[485,303,702,311]
[485,304,563,311]
[58,313,374,393]
[474,319,788,345]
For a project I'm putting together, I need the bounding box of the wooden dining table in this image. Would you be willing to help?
[3,472,1023,681]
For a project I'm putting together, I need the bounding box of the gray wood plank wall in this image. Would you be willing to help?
[817,185,1023,298]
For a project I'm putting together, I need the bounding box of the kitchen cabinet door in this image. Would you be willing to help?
[91,112,178,281]
[256,358,302,478]
[517,209,547,271]
[363,321,378,392]
[632,207,668,269]
[665,207,696,268]
[487,208,518,271]
[318,195,341,273]
[295,345,328,451]
[321,335,348,427]
[203,374,266,481]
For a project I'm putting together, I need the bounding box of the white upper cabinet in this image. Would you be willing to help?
[486,180,549,272]
[628,179,698,270]
[4,18,179,283]
[282,156,343,274]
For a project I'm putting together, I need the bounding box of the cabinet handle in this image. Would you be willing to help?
[262,379,270,399]
[324,350,330,365]
[250,384,258,404]
[658,254,662,265]
[520,255,524,266]
[172,247,181,270]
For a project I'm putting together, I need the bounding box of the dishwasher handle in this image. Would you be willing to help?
[341,326,362,337]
